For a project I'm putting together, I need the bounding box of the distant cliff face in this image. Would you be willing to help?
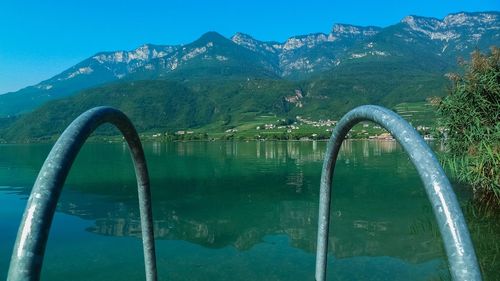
[0,11,498,118]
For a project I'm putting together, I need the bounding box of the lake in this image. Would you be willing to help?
[0,141,498,280]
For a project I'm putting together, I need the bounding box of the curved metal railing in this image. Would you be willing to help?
[7,107,157,281]
[315,105,481,281]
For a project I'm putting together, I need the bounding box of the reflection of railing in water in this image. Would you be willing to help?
[7,107,157,281]
[315,105,481,281]
[7,105,480,281]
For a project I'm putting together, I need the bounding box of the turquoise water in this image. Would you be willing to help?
[0,141,495,280]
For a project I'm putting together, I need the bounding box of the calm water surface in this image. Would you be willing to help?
[0,141,497,280]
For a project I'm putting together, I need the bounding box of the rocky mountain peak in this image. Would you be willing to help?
[282,33,332,50]
[195,31,229,44]
[231,32,260,48]
[443,12,499,27]
[91,44,177,65]
[330,24,381,40]
[231,32,255,41]
[400,12,499,42]
[401,15,443,30]
[401,12,500,30]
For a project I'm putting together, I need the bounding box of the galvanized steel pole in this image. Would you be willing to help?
[315,105,481,281]
[7,107,157,281]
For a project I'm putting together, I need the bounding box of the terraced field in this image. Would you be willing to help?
[393,102,438,128]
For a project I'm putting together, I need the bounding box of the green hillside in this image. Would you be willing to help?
[1,12,497,119]
[1,79,295,142]
[4,11,499,142]
[0,68,446,142]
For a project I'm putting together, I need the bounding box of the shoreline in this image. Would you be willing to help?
[0,137,436,145]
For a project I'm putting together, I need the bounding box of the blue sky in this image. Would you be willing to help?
[0,0,498,94]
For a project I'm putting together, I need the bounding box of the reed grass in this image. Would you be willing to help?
[438,47,500,211]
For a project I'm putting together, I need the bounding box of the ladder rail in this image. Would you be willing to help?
[7,106,157,281]
[315,105,481,281]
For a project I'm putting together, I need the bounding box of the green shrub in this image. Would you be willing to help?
[438,47,500,211]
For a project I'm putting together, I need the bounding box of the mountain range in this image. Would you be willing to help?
[0,11,498,141]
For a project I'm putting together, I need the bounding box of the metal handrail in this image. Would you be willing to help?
[7,107,157,281]
[315,105,481,281]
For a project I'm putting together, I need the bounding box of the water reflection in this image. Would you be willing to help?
[1,141,455,280]
[339,140,398,159]
[5,141,445,262]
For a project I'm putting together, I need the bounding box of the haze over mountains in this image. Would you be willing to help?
[0,11,498,141]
